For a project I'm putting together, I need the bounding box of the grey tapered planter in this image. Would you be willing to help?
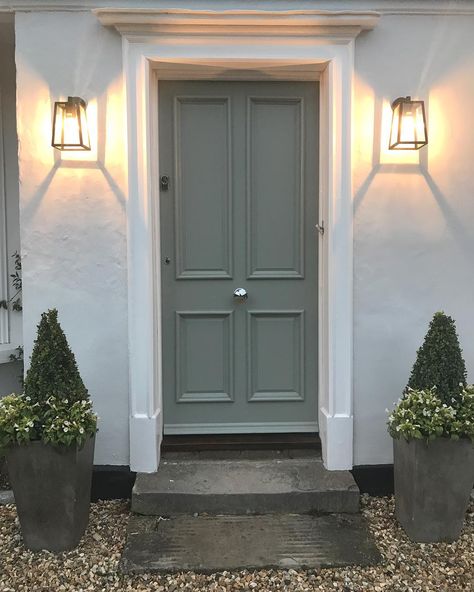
[394,437,474,542]
[6,435,95,552]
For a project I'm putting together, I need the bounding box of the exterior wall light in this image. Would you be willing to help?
[389,96,427,150]
[51,96,91,151]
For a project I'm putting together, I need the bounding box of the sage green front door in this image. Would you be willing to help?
[159,81,319,434]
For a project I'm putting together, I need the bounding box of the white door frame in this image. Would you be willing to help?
[94,8,380,472]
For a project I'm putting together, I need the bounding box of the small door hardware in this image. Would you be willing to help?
[164,257,171,265]
[160,175,170,191]
[233,288,248,301]
[315,221,325,236]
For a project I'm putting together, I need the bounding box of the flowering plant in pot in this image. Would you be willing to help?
[0,309,97,552]
[388,312,474,542]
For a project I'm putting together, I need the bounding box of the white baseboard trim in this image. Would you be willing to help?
[130,412,162,473]
[164,421,318,435]
[319,409,353,470]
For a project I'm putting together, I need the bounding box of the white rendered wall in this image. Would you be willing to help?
[15,11,129,465]
[12,5,474,466]
[353,15,474,464]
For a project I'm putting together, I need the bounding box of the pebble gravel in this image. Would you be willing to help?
[0,496,472,591]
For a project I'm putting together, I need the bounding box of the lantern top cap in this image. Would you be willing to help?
[65,96,87,107]
[391,96,426,109]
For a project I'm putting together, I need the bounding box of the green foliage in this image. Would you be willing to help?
[24,309,89,406]
[0,394,96,449]
[388,386,474,442]
[42,397,97,448]
[0,251,23,312]
[407,312,467,405]
[0,394,40,449]
[0,309,97,450]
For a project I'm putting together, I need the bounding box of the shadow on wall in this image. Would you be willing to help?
[353,64,474,259]
[17,12,127,221]
[21,92,126,221]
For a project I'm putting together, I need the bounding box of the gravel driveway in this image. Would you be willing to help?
[0,496,472,591]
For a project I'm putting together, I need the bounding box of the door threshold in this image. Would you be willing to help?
[161,432,321,453]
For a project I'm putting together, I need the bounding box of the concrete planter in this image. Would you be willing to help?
[6,435,95,552]
[393,437,474,542]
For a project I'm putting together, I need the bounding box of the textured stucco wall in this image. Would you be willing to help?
[15,11,129,465]
[12,5,474,466]
[353,15,474,464]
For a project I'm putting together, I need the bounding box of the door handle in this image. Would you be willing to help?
[233,288,248,301]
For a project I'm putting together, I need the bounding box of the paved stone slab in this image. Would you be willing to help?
[121,513,381,573]
[0,490,14,505]
[132,458,359,515]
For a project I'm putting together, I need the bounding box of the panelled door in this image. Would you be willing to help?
[159,81,319,434]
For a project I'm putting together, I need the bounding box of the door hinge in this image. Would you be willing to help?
[315,221,325,236]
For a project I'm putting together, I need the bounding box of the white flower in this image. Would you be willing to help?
[64,427,68,432]
[79,428,84,434]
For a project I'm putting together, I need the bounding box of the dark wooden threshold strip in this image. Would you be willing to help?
[161,432,321,453]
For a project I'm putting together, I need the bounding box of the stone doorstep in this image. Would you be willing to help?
[132,457,360,516]
[120,513,382,574]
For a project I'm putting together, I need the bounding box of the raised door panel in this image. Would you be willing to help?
[175,97,232,279]
[247,97,304,279]
[176,312,234,403]
[247,311,304,402]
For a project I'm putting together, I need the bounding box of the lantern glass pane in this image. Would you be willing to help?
[389,102,401,148]
[51,98,91,150]
[389,98,427,150]
[78,101,91,149]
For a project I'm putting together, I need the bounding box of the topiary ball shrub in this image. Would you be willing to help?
[24,309,89,406]
[406,311,467,406]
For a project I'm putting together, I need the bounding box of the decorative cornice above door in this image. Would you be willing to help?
[93,8,380,37]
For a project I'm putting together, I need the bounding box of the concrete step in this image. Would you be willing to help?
[132,457,359,516]
[121,512,380,573]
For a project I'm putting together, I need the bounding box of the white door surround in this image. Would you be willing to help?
[94,8,380,472]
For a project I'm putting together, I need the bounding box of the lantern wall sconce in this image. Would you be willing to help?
[389,96,428,150]
[51,96,91,151]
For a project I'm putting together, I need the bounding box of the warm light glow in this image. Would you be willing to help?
[380,100,419,165]
[389,96,428,150]
[52,97,91,151]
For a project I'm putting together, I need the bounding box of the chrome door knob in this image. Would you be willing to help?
[233,288,248,300]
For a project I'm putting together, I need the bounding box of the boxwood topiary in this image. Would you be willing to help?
[24,309,89,406]
[406,311,467,406]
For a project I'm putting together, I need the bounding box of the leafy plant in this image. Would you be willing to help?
[0,309,97,450]
[42,397,96,448]
[24,309,88,406]
[0,251,22,312]
[0,393,96,449]
[0,394,40,450]
[406,312,467,406]
[388,387,474,442]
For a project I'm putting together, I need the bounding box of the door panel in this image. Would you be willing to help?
[159,81,319,433]
[247,311,304,402]
[174,97,232,278]
[176,311,234,403]
[247,97,303,278]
